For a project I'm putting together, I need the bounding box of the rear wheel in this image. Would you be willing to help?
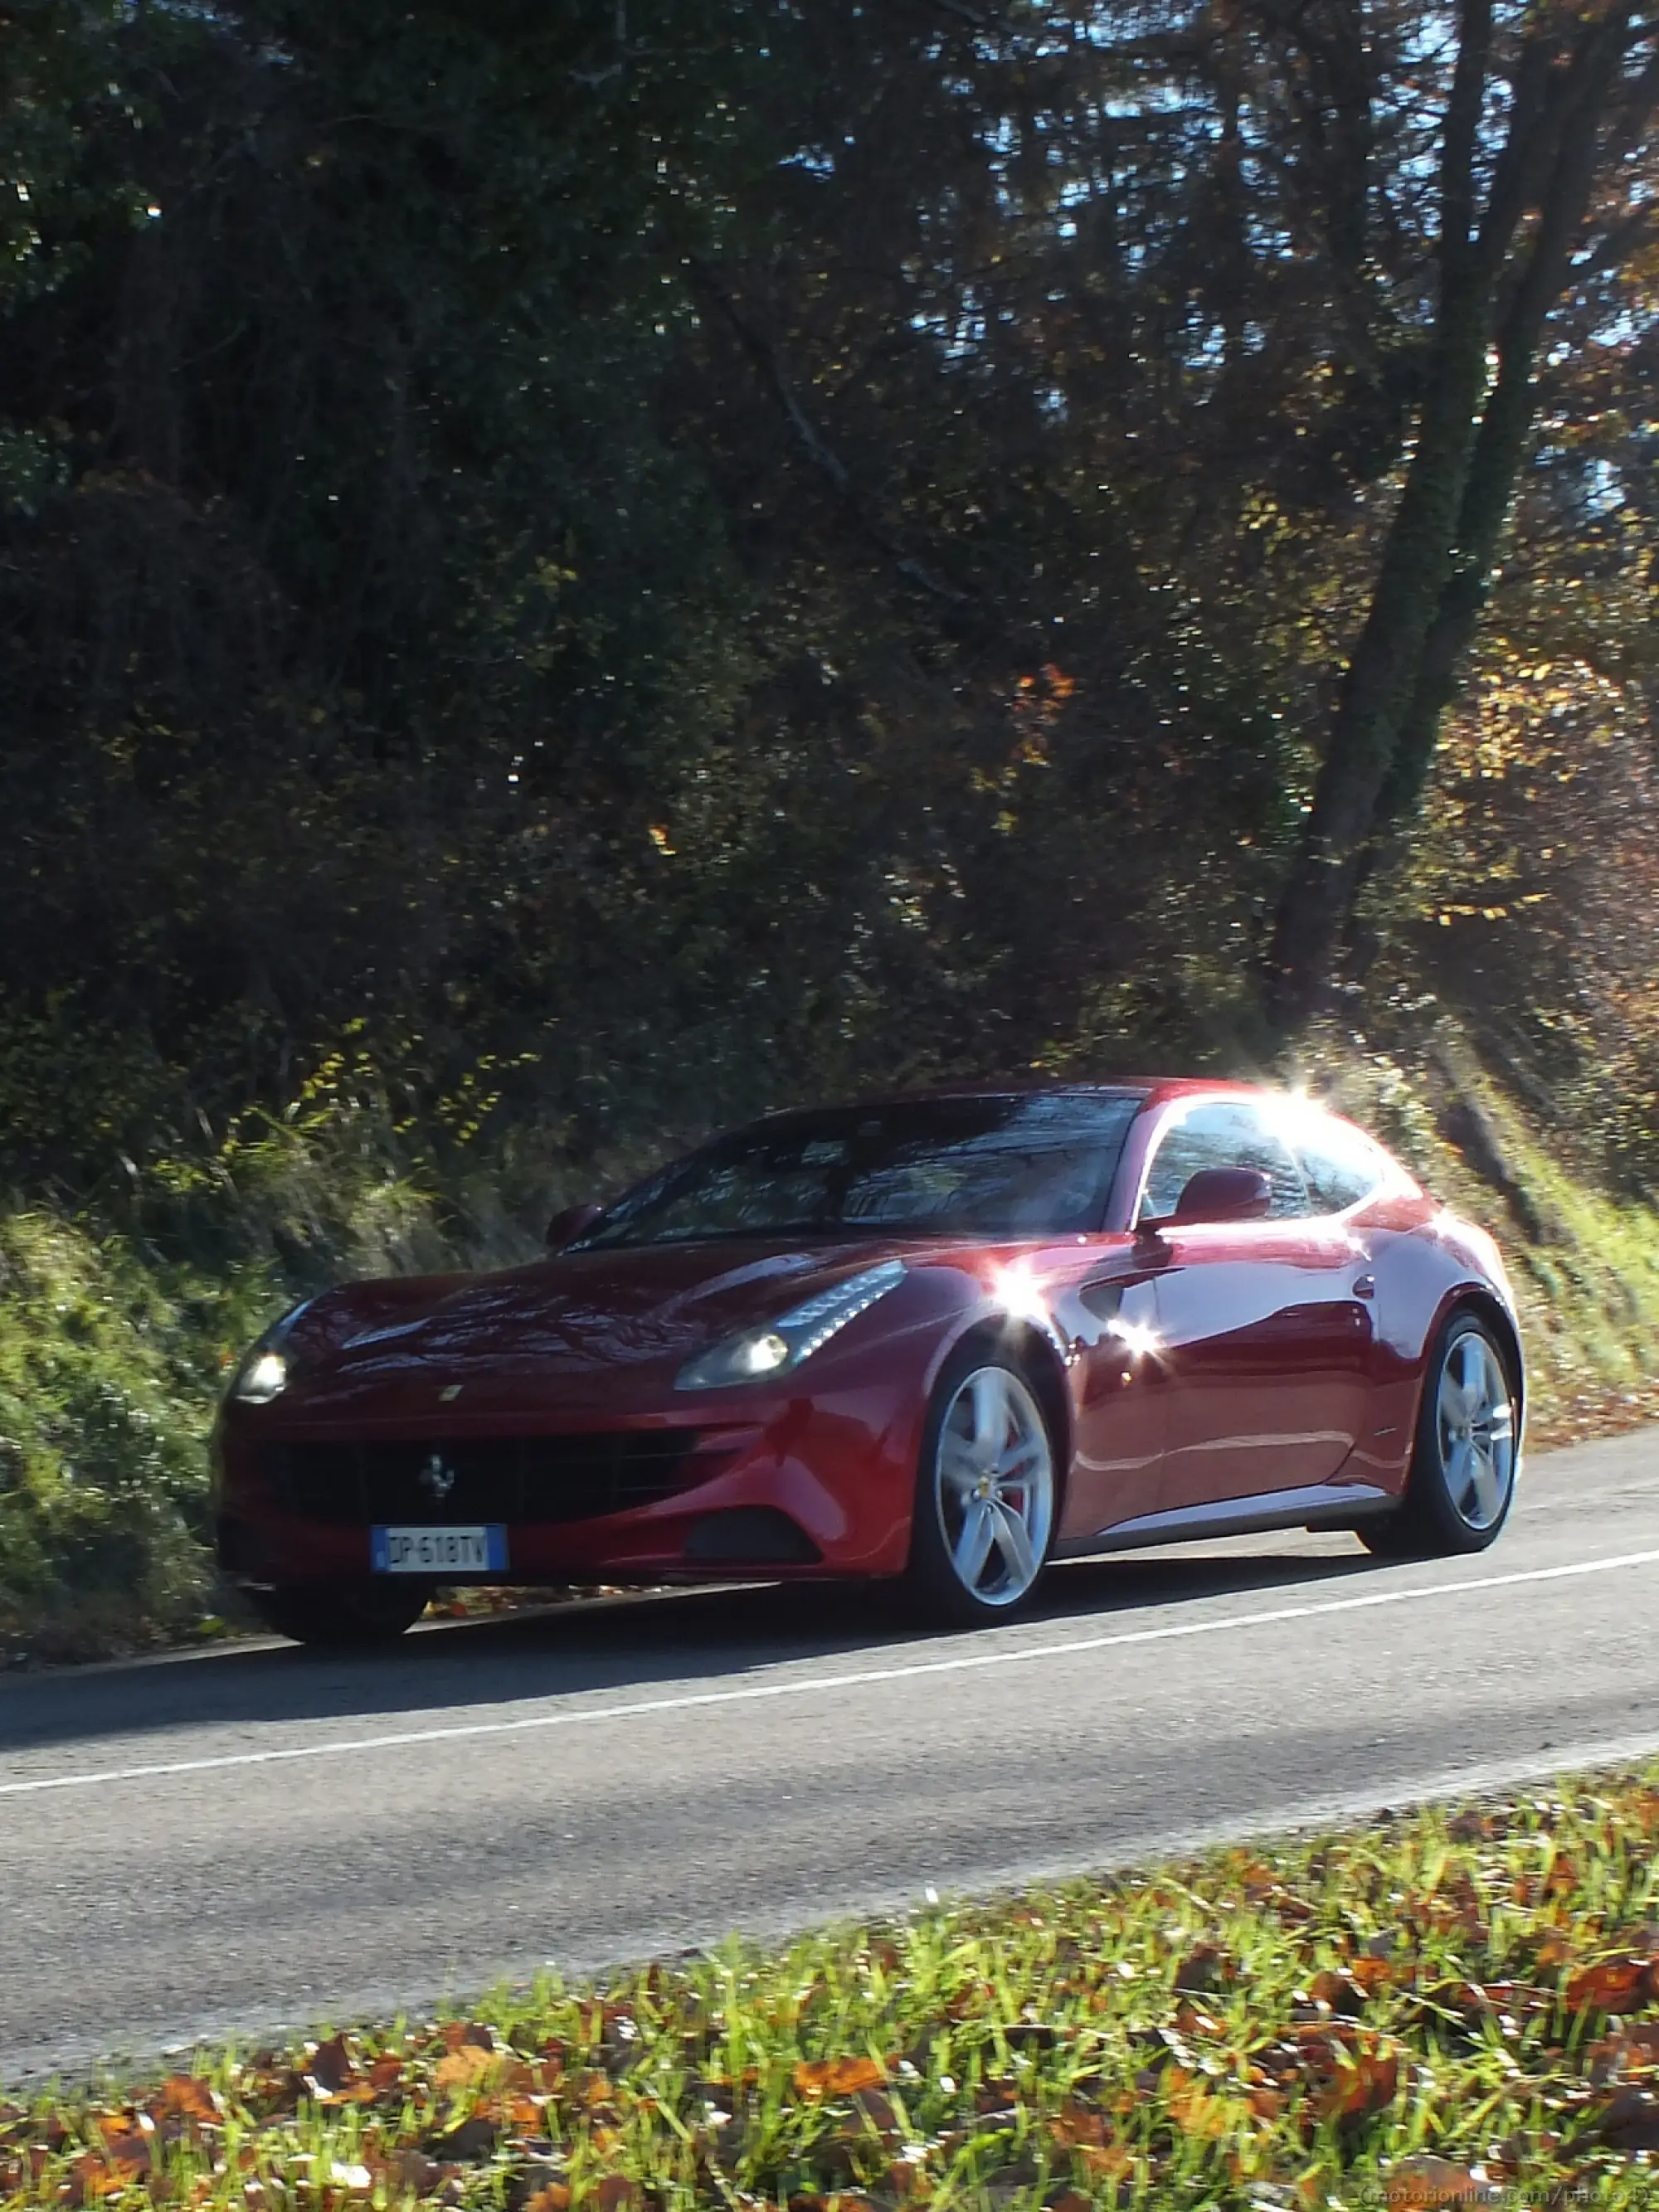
[905,1349,1058,1626]
[1360,1311,1517,1559]
[246,1581,430,1648]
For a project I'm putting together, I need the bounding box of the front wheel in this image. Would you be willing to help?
[1360,1311,1518,1559]
[246,1580,430,1648]
[905,1351,1058,1626]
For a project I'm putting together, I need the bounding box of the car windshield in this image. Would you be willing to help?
[573,1091,1145,1248]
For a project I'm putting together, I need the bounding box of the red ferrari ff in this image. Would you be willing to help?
[213,1082,1523,1644]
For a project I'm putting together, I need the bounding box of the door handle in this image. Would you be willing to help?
[1353,1274,1376,1300]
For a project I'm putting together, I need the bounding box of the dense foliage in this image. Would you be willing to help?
[2,0,1655,1184]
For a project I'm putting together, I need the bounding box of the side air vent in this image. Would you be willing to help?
[683,1507,821,1565]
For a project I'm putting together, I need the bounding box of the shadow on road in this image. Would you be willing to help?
[0,1539,1380,1760]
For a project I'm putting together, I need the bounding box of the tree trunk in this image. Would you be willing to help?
[1259,1,1642,1033]
[1374,15,1645,836]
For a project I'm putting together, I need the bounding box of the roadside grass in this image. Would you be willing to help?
[12,1769,1659,2209]
[1301,1038,1659,1453]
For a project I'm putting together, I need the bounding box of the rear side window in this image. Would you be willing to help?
[1295,1119,1385,1215]
[1139,1101,1309,1221]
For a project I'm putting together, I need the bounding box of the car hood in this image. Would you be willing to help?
[276,1239,923,1418]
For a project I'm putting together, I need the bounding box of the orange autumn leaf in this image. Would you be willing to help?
[364,2053,406,2099]
[1077,2142,1135,2182]
[519,2189,571,2212]
[67,2153,135,2203]
[1048,2102,1112,2151]
[90,2118,151,2166]
[1533,1931,1574,1971]
[71,2120,152,2201]
[1309,1967,1373,2015]
[1384,2156,1488,2209]
[1165,2078,1232,2139]
[1565,1957,1657,2015]
[149,2074,221,2128]
[434,2044,502,2093]
[1315,2048,1399,2122]
[792,2056,885,2099]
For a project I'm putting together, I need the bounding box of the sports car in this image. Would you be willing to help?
[212,1080,1524,1644]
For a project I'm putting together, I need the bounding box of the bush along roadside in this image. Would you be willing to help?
[0,1212,280,1665]
[11,1767,1659,2208]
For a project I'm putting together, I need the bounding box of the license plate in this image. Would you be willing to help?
[371,1525,507,1574]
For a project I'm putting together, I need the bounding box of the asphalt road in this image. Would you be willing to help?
[6,1428,1659,2083]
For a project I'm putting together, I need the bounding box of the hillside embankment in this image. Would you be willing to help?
[2,1028,1656,1668]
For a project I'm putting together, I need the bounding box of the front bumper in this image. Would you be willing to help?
[214,1384,921,1587]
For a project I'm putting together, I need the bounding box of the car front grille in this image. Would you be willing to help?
[260,1430,710,1527]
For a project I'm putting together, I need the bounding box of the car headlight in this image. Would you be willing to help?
[675,1260,906,1391]
[227,1301,314,1406]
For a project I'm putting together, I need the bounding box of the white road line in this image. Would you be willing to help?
[5,1547,1658,1801]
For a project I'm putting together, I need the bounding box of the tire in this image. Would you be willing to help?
[904,1346,1059,1626]
[246,1580,430,1648]
[1359,1310,1518,1559]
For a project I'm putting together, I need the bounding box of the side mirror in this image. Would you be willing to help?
[546,1201,604,1250]
[1170,1166,1273,1226]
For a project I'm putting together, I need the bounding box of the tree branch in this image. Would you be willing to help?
[1442,0,1495,276]
[688,257,983,614]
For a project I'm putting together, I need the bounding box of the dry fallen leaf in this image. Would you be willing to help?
[1164,2073,1232,2140]
[149,2074,221,2131]
[1309,1967,1374,2015]
[305,2035,361,2098]
[792,2056,886,2099]
[1172,1943,1233,1994]
[1384,2155,1484,2208]
[1565,1956,1657,2016]
[1589,2022,1659,2083]
[1305,2035,1401,2124]
[1048,2102,1112,2151]
[1075,2142,1135,2183]
[434,2043,501,2094]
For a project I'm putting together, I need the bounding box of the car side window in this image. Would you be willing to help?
[1296,1119,1385,1215]
[1139,1101,1310,1222]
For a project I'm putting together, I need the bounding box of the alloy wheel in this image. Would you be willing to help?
[932,1365,1055,1607]
[1435,1327,1515,1532]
